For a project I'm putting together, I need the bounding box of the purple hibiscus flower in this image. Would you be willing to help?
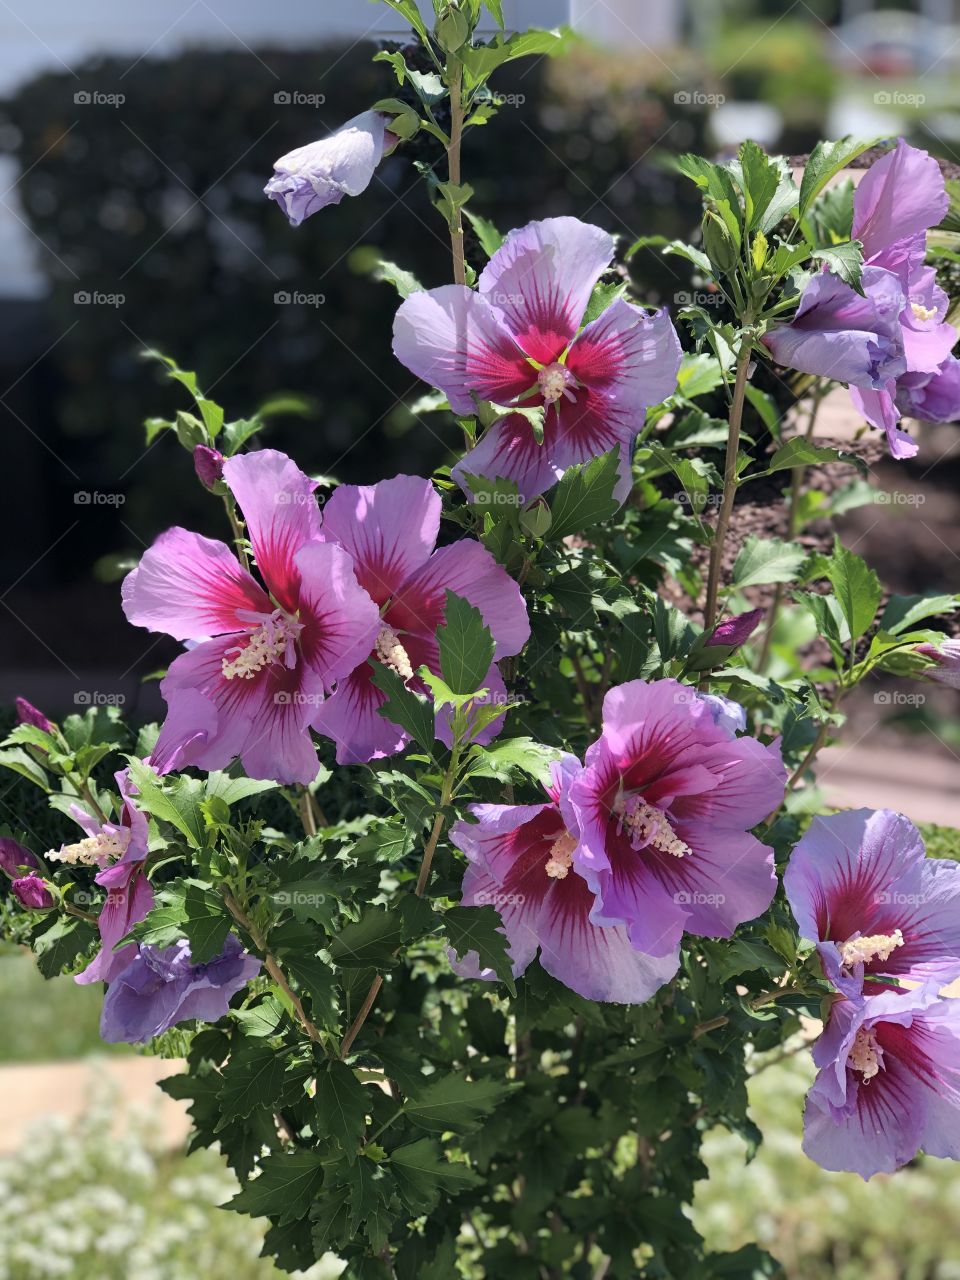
[450,754,679,1003]
[392,217,682,503]
[766,140,958,458]
[265,110,396,226]
[44,768,156,987]
[784,808,960,997]
[915,638,960,689]
[312,474,530,763]
[568,679,786,959]
[11,875,53,909]
[804,983,960,1178]
[100,934,260,1044]
[705,607,764,650]
[122,449,380,784]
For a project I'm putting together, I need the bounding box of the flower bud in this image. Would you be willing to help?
[16,697,53,733]
[915,638,960,689]
[265,111,392,226]
[0,837,39,880]
[705,608,763,650]
[701,210,738,276]
[193,444,225,492]
[11,875,54,909]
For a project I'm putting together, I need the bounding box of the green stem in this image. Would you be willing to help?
[223,496,249,572]
[703,342,752,630]
[446,60,466,286]
[691,985,797,1039]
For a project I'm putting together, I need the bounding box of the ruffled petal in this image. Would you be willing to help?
[849,383,918,459]
[294,542,381,688]
[312,663,408,765]
[478,216,613,364]
[392,285,534,415]
[896,357,960,422]
[122,528,270,642]
[387,540,530,658]
[75,872,154,986]
[451,413,562,505]
[853,139,948,263]
[665,824,777,937]
[222,449,323,612]
[318,474,441,605]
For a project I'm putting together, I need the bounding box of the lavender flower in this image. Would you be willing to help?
[100,934,260,1044]
[265,111,394,226]
[0,837,39,879]
[11,876,53,909]
[705,608,764,649]
[804,983,960,1178]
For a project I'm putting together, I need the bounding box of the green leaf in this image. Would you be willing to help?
[736,140,781,232]
[825,537,882,642]
[464,737,560,787]
[798,136,879,219]
[676,353,724,400]
[390,1138,481,1212]
[316,1062,370,1162]
[766,437,866,474]
[141,349,223,439]
[218,1043,296,1122]
[547,448,621,541]
[661,239,713,275]
[581,279,626,328]
[705,937,789,984]
[369,662,436,754]
[460,29,568,88]
[34,916,96,977]
[372,259,423,299]
[731,536,807,588]
[404,1070,515,1134]
[0,747,50,791]
[125,759,205,849]
[226,1150,325,1222]
[130,879,232,964]
[232,996,287,1038]
[270,921,338,1026]
[381,0,432,45]
[443,904,516,996]
[463,208,503,258]
[437,592,496,695]
[205,772,279,807]
[329,907,403,970]
[880,592,959,636]
[811,239,864,293]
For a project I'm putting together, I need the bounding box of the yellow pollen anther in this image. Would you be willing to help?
[375,624,414,682]
[222,612,299,681]
[537,362,577,406]
[49,830,129,867]
[615,796,691,858]
[545,831,577,879]
[911,300,937,322]
[849,1026,883,1081]
[839,929,904,969]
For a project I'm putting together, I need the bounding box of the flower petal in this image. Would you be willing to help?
[392,285,534,415]
[897,357,960,422]
[478,216,613,364]
[318,474,440,605]
[451,413,561,505]
[294,541,382,688]
[312,664,408,765]
[222,449,323,612]
[387,540,530,658]
[666,824,777,937]
[849,382,918,458]
[122,528,271,642]
[853,139,948,263]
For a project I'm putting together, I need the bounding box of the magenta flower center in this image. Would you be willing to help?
[375,623,414,682]
[222,608,302,681]
[537,362,578,406]
[49,829,130,866]
[838,929,904,970]
[544,830,577,879]
[615,794,691,859]
[849,1026,884,1081]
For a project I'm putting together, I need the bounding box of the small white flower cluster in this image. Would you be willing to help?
[0,1085,339,1280]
